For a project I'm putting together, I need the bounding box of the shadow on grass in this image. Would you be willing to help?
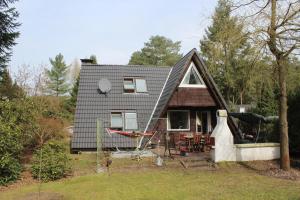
[17,192,64,200]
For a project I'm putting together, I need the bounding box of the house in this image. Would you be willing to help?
[71,49,242,152]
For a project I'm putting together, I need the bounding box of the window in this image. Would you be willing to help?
[179,62,206,88]
[135,79,147,93]
[125,112,138,130]
[196,111,211,133]
[110,111,138,130]
[124,78,135,93]
[111,112,123,130]
[123,77,147,93]
[167,110,190,131]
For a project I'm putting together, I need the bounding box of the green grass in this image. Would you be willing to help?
[1,151,300,200]
[1,162,300,200]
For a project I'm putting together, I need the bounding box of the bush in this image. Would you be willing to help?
[0,154,21,185]
[31,141,71,181]
[0,99,31,185]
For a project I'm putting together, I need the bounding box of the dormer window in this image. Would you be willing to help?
[179,62,206,88]
[124,77,147,93]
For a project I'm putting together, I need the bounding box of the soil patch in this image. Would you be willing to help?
[238,160,300,180]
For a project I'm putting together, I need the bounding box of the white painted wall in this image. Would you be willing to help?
[235,143,280,161]
[210,110,280,162]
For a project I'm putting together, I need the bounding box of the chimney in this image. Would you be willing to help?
[210,110,236,162]
[80,59,94,64]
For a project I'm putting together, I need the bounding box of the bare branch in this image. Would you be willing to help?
[283,44,297,58]
[231,0,260,11]
[276,5,300,28]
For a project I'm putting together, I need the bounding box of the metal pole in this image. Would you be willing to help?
[96,118,104,173]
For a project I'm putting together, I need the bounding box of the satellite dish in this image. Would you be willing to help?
[98,78,111,94]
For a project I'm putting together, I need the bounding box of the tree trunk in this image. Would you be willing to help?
[267,0,290,171]
[277,57,290,170]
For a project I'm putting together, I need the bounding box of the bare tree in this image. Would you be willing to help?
[32,64,48,96]
[68,58,81,83]
[233,0,300,170]
[14,63,49,96]
[14,64,32,95]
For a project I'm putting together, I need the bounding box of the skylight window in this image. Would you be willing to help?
[179,63,206,88]
[135,79,147,93]
[124,78,135,93]
[123,77,148,93]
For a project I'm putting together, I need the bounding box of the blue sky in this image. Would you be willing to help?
[9,0,217,72]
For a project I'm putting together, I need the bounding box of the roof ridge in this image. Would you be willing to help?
[81,64,172,68]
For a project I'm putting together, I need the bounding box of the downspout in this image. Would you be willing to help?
[137,67,173,149]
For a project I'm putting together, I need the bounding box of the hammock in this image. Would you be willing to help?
[106,128,153,138]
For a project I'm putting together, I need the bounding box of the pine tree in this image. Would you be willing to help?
[129,35,182,66]
[69,75,79,109]
[0,69,24,99]
[46,53,70,96]
[200,0,260,105]
[0,0,20,77]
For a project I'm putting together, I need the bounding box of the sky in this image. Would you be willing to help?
[9,0,218,73]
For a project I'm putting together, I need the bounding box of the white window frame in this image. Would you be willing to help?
[196,111,212,133]
[123,77,148,94]
[135,78,148,93]
[110,111,138,130]
[179,62,206,88]
[124,112,138,130]
[123,78,135,93]
[110,112,124,129]
[167,110,190,131]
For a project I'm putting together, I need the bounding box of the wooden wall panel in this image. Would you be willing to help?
[168,88,216,107]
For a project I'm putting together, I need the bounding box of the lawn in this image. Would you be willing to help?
[1,154,300,200]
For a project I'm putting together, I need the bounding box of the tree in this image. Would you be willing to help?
[65,75,79,114]
[0,0,20,77]
[69,58,80,83]
[46,53,70,96]
[89,55,98,64]
[31,141,71,181]
[0,69,24,99]
[200,0,266,105]
[32,64,48,96]
[14,64,31,95]
[235,0,300,170]
[129,35,182,66]
[69,75,79,108]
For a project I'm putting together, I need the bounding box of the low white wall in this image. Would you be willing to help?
[235,143,280,161]
[210,110,281,163]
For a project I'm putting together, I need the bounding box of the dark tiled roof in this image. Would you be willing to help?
[71,64,171,149]
[151,49,196,121]
[72,49,242,150]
